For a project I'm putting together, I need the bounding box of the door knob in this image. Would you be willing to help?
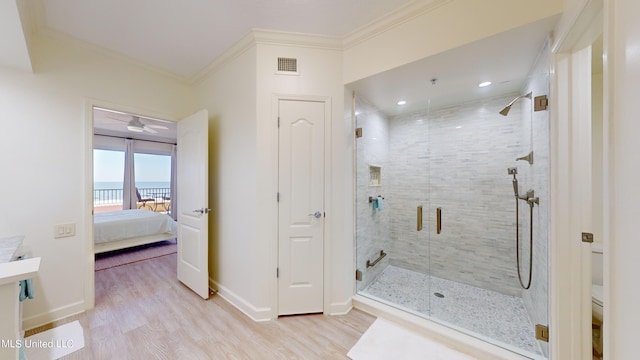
[193,208,211,214]
[308,211,322,218]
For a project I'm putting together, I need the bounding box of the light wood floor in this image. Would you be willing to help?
[34,253,376,359]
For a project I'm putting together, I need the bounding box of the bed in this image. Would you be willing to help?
[94,209,177,254]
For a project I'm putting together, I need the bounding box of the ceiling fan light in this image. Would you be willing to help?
[127,125,144,132]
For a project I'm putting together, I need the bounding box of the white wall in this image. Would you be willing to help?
[605,0,640,357]
[0,31,192,328]
[591,71,603,244]
[194,32,348,319]
[256,37,348,317]
[193,41,259,318]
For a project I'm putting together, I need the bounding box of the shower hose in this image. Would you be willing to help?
[515,198,534,290]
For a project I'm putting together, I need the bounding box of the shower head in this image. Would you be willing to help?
[499,92,532,116]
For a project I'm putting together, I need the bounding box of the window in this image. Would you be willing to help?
[134,153,172,207]
[93,149,124,212]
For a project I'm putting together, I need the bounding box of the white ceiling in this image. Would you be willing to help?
[94,108,177,143]
[41,0,411,78]
[347,15,560,117]
[40,1,559,138]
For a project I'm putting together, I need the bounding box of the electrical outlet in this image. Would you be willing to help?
[54,223,76,238]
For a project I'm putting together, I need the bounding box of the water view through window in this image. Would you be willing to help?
[94,150,171,212]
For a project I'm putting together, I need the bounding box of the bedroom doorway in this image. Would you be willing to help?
[92,107,179,299]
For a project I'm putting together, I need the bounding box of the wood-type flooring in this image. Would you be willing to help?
[28,252,375,359]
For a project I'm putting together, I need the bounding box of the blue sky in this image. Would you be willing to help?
[94,150,170,182]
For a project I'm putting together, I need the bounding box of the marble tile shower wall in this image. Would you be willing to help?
[389,95,525,297]
[355,95,391,291]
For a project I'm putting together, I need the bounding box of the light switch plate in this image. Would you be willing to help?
[54,223,76,238]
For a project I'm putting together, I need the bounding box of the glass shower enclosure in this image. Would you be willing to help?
[351,18,553,359]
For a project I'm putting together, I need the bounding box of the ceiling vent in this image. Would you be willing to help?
[276,57,299,75]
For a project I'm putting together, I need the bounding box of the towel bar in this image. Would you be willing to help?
[366,250,387,268]
[368,195,385,203]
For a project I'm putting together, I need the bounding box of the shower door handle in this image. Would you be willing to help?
[436,207,442,234]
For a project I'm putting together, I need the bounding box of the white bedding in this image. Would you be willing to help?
[94,209,177,244]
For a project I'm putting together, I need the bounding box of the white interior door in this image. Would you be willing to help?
[278,99,325,315]
[177,109,209,299]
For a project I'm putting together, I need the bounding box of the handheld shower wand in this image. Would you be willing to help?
[507,166,538,290]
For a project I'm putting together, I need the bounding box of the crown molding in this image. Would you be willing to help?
[251,28,342,50]
[189,31,258,85]
[343,0,453,50]
[190,29,342,85]
[26,0,457,87]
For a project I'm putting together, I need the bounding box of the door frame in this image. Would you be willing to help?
[83,98,178,310]
[549,0,602,358]
[273,94,332,316]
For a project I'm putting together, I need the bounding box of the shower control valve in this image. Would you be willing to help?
[525,189,539,206]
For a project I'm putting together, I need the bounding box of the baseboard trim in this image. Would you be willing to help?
[327,298,353,316]
[22,300,85,331]
[209,278,274,321]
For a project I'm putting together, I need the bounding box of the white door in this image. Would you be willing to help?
[278,99,325,315]
[177,109,210,299]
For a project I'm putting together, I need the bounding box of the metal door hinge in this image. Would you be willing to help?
[535,324,549,342]
[355,269,362,281]
[277,192,280,202]
[534,95,548,111]
[276,268,279,278]
[582,232,594,243]
[355,128,363,138]
[278,117,280,128]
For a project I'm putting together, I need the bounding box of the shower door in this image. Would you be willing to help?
[426,90,549,357]
[426,95,524,317]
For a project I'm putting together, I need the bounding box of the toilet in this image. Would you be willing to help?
[592,242,604,355]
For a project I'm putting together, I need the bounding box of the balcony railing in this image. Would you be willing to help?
[94,187,171,213]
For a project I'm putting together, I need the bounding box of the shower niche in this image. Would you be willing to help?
[368,165,381,186]
[349,16,553,359]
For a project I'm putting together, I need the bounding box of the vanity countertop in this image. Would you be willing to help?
[0,235,24,264]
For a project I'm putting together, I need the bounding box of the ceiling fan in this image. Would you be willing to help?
[109,115,169,134]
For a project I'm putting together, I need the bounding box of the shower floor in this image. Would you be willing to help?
[361,265,543,357]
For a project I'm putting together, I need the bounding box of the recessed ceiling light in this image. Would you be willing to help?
[478,81,492,87]
[397,100,407,105]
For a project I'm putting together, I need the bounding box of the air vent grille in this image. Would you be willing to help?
[277,57,298,73]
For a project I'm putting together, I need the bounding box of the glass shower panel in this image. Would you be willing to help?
[350,18,553,359]
[354,94,392,295]
[426,83,549,357]
[384,104,431,315]
[354,94,431,316]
